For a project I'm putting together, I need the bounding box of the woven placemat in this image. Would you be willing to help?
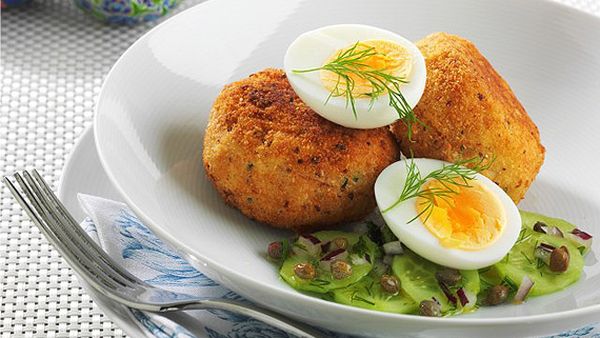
[0,1,205,336]
[1,0,598,336]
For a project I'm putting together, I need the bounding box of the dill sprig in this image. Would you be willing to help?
[381,156,493,223]
[293,41,421,139]
[351,292,376,306]
[520,251,534,265]
[515,228,533,246]
[501,276,518,292]
[309,278,331,288]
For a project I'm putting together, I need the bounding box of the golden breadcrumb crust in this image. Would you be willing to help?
[203,68,399,232]
[391,33,545,202]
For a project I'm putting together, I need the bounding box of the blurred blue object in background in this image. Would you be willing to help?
[2,0,33,9]
[73,0,181,25]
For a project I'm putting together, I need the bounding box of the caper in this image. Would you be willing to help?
[435,267,462,286]
[331,260,352,280]
[550,246,570,272]
[380,274,400,294]
[267,241,283,261]
[485,285,509,305]
[294,263,316,280]
[419,299,442,317]
[332,237,349,250]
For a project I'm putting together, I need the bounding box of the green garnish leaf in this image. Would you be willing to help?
[365,281,375,297]
[536,258,545,269]
[478,266,491,274]
[520,251,534,265]
[515,228,533,246]
[351,236,369,257]
[366,221,384,246]
[279,239,290,265]
[501,276,518,292]
[293,41,421,140]
[309,278,332,288]
[351,292,376,306]
[293,242,307,253]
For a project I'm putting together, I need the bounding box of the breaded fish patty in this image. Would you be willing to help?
[391,33,545,202]
[203,69,399,232]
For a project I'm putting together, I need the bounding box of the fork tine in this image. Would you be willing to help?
[4,176,53,242]
[29,169,139,284]
[6,173,123,291]
[19,171,134,288]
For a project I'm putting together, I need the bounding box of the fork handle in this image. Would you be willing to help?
[160,299,327,338]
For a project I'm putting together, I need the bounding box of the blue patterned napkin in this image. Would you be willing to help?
[78,194,318,338]
[77,194,598,338]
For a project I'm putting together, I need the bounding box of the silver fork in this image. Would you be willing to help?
[3,170,325,338]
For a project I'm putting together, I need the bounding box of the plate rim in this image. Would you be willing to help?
[58,127,213,338]
[92,0,600,327]
[58,127,155,338]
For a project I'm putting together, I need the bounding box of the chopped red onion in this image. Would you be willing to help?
[513,275,535,304]
[539,243,556,252]
[320,241,331,253]
[465,290,477,307]
[294,235,322,257]
[301,234,321,244]
[534,221,570,239]
[535,243,553,265]
[350,254,368,265]
[547,226,564,238]
[572,228,593,240]
[533,222,547,234]
[439,282,457,305]
[383,241,404,255]
[456,288,469,307]
[567,231,593,254]
[321,248,347,262]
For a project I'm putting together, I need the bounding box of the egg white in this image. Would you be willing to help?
[374,158,522,270]
[284,24,427,129]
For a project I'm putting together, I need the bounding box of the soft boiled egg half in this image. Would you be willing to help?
[374,158,521,270]
[284,24,426,129]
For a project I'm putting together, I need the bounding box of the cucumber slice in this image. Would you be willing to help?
[520,210,576,233]
[280,231,379,293]
[332,274,417,314]
[392,250,479,315]
[492,228,584,297]
[520,210,591,255]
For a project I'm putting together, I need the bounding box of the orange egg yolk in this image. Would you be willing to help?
[321,39,413,97]
[416,179,506,251]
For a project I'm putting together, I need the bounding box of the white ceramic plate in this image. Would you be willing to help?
[94,0,600,336]
[57,130,598,338]
[58,128,211,338]
[57,128,143,338]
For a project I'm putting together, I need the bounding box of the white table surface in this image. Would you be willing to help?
[1,0,599,337]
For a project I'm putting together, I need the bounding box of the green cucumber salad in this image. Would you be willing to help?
[266,211,592,317]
